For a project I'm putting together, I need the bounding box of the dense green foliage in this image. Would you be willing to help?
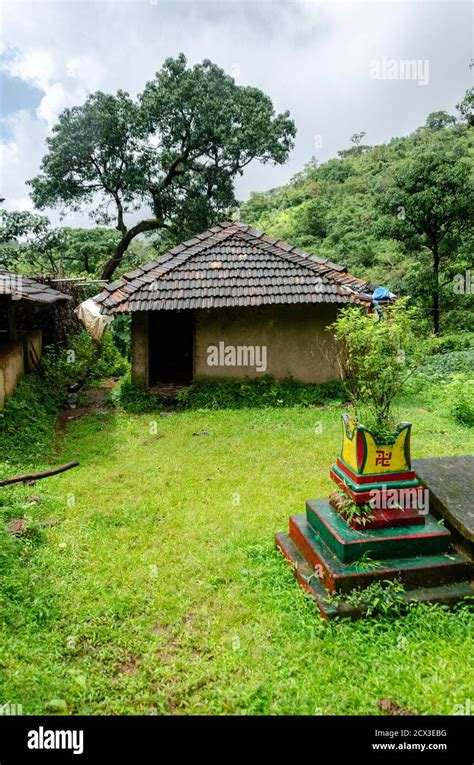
[443,375,474,427]
[0,210,63,271]
[41,331,128,398]
[0,375,59,467]
[241,104,474,334]
[407,334,474,429]
[29,54,295,280]
[108,376,162,414]
[414,347,474,383]
[110,374,347,413]
[374,130,472,334]
[0,214,148,278]
[175,376,347,410]
[0,331,129,468]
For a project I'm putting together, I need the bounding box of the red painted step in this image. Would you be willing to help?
[288,514,472,594]
[275,531,474,620]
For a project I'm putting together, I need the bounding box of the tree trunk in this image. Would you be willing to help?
[101,236,132,281]
[100,219,164,281]
[432,241,440,335]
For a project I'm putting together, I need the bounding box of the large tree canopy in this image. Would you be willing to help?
[29,54,296,280]
[375,131,473,334]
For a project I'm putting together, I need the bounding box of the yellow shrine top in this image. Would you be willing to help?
[340,414,412,477]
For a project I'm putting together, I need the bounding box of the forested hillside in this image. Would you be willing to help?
[2,91,472,334]
[241,99,473,334]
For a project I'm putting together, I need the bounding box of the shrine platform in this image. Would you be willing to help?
[276,455,474,619]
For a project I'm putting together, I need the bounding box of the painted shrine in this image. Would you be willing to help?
[276,417,474,618]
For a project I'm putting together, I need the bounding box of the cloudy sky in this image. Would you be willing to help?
[0,0,472,227]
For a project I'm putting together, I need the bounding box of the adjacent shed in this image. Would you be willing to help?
[0,270,71,405]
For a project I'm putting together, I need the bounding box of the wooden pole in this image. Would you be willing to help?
[0,461,79,487]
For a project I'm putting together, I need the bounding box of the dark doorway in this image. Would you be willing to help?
[149,310,194,384]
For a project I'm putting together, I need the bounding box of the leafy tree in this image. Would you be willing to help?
[0,210,65,271]
[29,54,296,280]
[351,131,366,146]
[338,131,372,158]
[375,132,473,334]
[456,87,474,126]
[59,228,121,275]
[423,111,457,132]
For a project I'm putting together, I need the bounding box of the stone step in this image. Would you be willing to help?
[287,514,472,594]
[306,499,451,563]
[275,531,474,620]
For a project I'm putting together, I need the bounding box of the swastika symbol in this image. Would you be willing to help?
[375,449,392,467]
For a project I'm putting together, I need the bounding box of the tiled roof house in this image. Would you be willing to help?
[93,220,372,385]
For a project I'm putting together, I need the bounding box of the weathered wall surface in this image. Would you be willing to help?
[131,312,150,385]
[194,303,342,383]
[22,330,42,373]
[0,330,42,407]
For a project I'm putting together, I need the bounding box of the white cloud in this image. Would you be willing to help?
[65,54,106,91]
[0,0,471,223]
[2,46,56,91]
[37,82,86,129]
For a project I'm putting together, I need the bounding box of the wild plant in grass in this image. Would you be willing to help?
[332,299,430,442]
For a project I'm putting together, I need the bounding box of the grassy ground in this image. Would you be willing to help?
[0,397,473,715]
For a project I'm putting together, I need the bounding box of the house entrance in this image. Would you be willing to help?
[149,310,194,384]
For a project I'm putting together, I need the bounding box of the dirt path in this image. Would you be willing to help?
[54,379,117,455]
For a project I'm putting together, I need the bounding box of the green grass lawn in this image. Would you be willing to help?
[1,398,473,715]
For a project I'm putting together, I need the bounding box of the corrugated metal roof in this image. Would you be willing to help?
[94,220,370,314]
[0,271,72,304]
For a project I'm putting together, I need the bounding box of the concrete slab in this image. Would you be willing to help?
[413,456,474,549]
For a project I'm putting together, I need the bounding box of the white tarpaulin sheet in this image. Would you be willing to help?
[75,298,114,342]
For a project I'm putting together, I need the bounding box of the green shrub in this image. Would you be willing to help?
[332,300,429,441]
[42,329,129,402]
[42,330,98,405]
[416,348,474,383]
[0,374,60,466]
[108,374,347,413]
[175,375,347,410]
[431,332,474,355]
[444,375,474,427]
[110,375,163,414]
[111,313,131,360]
[93,332,130,380]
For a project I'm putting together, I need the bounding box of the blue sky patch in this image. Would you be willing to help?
[0,71,43,119]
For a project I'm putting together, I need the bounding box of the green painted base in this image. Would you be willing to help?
[288,514,471,593]
[306,499,451,563]
[275,531,474,620]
